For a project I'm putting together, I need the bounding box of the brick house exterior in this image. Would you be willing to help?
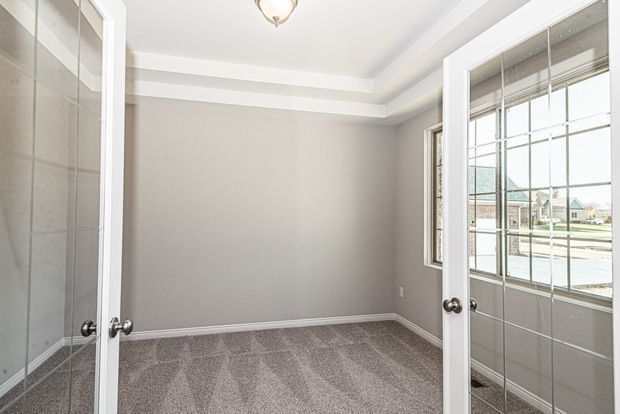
[468,166,529,260]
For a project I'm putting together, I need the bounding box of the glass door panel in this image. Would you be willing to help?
[69,2,103,410]
[0,0,104,412]
[468,2,612,413]
[0,1,36,411]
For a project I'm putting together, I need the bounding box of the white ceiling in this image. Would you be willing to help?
[126,0,461,78]
[125,0,531,124]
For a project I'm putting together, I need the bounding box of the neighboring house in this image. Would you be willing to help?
[468,166,528,257]
[587,204,612,222]
[536,193,587,223]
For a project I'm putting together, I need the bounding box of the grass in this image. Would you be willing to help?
[533,223,611,233]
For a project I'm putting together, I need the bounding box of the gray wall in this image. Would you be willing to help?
[122,99,397,331]
[394,105,443,339]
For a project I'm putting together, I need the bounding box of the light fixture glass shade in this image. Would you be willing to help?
[255,0,298,27]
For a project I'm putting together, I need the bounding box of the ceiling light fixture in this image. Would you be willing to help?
[255,0,298,27]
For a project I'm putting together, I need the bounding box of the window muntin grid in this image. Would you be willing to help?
[433,69,612,301]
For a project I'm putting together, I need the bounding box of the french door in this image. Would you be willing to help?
[442,0,620,412]
[0,0,125,412]
[95,0,127,412]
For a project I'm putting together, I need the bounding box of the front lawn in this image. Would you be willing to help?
[533,223,611,233]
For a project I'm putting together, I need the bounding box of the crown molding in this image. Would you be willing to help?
[372,0,488,102]
[127,60,444,125]
[124,0,526,124]
[386,68,443,119]
[128,51,374,95]
[2,0,524,123]
[127,79,386,119]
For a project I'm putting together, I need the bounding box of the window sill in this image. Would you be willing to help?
[470,272,612,312]
[424,262,443,271]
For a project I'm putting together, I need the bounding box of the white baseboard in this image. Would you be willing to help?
[392,314,562,414]
[67,336,95,347]
[470,360,565,414]
[394,314,443,349]
[0,337,65,399]
[123,313,396,341]
[124,313,444,347]
[0,313,394,398]
[0,336,96,400]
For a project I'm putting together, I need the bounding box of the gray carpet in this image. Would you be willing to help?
[0,321,540,413]
[0,342,97,414]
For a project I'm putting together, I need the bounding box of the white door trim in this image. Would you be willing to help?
[441,0,615,412]
[610,1,620,412]
[89,0,126,412]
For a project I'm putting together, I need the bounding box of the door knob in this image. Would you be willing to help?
[109,317,134,338]
[442,297,463,314]
[80,320,97,337]
[470,297,478,312]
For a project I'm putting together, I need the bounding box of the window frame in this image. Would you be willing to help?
[425,123,444,269]
[427,66,612,306]
[473,67,612,306]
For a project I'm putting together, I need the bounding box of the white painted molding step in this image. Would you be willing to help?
[122,313,396,341]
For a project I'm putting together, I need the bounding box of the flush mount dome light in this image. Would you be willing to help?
[255,0,298,27]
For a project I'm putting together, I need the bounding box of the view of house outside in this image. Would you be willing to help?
[434,70,612,300]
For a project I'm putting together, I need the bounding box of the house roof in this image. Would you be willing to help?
[542,197,586,210]
[469,166,528,202]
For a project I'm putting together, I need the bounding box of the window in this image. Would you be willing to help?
[430,127,443,265]
[469,111,501,276]
[431,69,612,301]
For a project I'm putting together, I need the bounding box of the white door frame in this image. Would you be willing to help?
[441,0,620,412]
[89,0,126,412]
